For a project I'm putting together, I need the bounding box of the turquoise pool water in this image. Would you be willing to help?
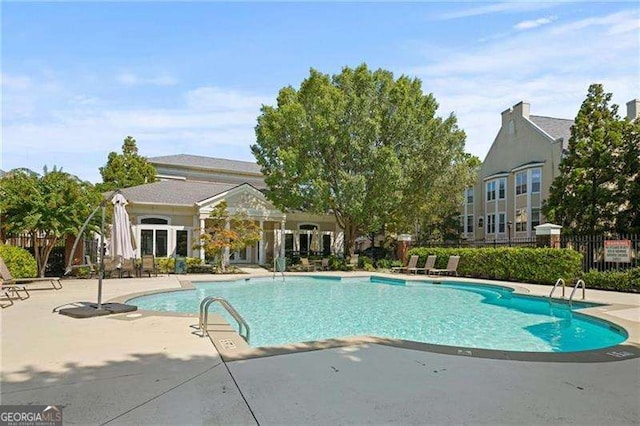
[128,276,627,352]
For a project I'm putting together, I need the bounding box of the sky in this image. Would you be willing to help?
[2,1,639,183]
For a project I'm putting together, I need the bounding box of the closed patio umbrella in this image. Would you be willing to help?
[311,229,321,254]
[111,193,135,266]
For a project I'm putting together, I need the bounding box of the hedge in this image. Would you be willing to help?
[407,247,582,285]
[0,244,38,278]
[580,268,640,292]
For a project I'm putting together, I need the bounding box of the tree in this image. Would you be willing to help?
[616,116,640,234]
[194,201,261,272]
[543,84,626,235]
[98,136,157,191]
[252,64,476,254]
[0,167,102,277]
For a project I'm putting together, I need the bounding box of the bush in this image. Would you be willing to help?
[186,257,203,270]
[407,247,582,285]
[328,255,348,271]
[155,257,175,274]
[0,244,37,278]
[376,258,403,270]
[580,268,640,292]
[358,255,375,271]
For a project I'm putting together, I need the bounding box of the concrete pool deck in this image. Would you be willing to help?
[1,271,639,424]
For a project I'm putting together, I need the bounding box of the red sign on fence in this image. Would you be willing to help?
[604,240,631,263]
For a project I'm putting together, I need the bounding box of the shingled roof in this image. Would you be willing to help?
[529,115,574,149]
[148,154,262,175]
[119,180,240,206]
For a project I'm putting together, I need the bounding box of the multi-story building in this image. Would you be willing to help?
[119,154,344,264]
[462,99,639,241]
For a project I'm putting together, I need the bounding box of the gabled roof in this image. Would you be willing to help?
[529,115,573,149]
[148,154,262,175]
[119,180,240,206]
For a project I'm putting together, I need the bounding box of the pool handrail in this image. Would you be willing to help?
[199,296,250,343]
[569,279,586,303]
[549,278,566,299]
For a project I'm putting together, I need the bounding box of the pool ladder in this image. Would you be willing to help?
[549,278,586,305]
[198,296,250,343]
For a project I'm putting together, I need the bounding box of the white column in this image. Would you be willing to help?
[258,220,265,264]
[224,220,230,266]
[199,218,206,261]
[280,220,286,258]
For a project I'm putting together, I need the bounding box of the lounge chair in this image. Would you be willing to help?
[430,255,460,276]
[412,255,437,275]
[299,258,316,272]
[0,255,61,291]
[1,279,29,306]
[141,255,157,277]
[391,255,419,274]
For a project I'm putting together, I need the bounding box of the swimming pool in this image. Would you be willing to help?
[128,276,627,352]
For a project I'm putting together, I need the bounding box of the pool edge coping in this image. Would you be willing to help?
[107,273,640,363]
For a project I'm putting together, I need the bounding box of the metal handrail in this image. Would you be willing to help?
[569,279,586,302]
[199,296,250,343]
[549,278,566,299]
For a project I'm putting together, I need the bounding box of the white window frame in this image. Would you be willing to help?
[515,171,527,196]
[531,168,541,194]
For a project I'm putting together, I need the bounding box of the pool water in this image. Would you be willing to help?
[128,276,627,352]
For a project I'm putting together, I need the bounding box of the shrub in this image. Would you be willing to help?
[580,268,640,292]
[186,257,203,269]
[407,247,582,286]
[328,255,348,271]
[155,257,175,274]
[376,258,403,270]
[0,244,37,278]
[358,255,375,271]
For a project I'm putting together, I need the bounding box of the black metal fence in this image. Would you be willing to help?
[419,237,538,249]
[561,234,639,272]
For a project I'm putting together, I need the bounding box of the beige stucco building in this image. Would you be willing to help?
[462,99,639,242]
[119,154,343,264]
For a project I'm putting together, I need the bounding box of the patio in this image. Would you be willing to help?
[1,273,639,424]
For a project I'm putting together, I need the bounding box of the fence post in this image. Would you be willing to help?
[534,223,562,248]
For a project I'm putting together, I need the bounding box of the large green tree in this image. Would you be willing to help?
[98,136,157,191]
[543,84,626,235]
[0,167,102,276]
[616,115,640,234]
[252,64,477,254]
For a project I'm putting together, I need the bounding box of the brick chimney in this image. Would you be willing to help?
[627,99,640,121]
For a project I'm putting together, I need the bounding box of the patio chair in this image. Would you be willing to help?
[103,258,120,278]
[321,258,330,271]
[391,255,419,274]
[141,255,157,277]
[411,255,437,275]
[0,255,61,291]
[299,258,316,272]
[120,258,137,278]
[430,255,460,276]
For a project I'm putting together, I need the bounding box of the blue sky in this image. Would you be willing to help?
[2,1,639,182]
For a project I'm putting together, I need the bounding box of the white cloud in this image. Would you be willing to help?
[404,8,640,162]
[2,84,273,181]
[435,2,560,20]
[514,15,557,30]
[116,71,179,86]
[1,73,32,90]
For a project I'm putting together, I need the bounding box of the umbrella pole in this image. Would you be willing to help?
[97,204,106,309]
